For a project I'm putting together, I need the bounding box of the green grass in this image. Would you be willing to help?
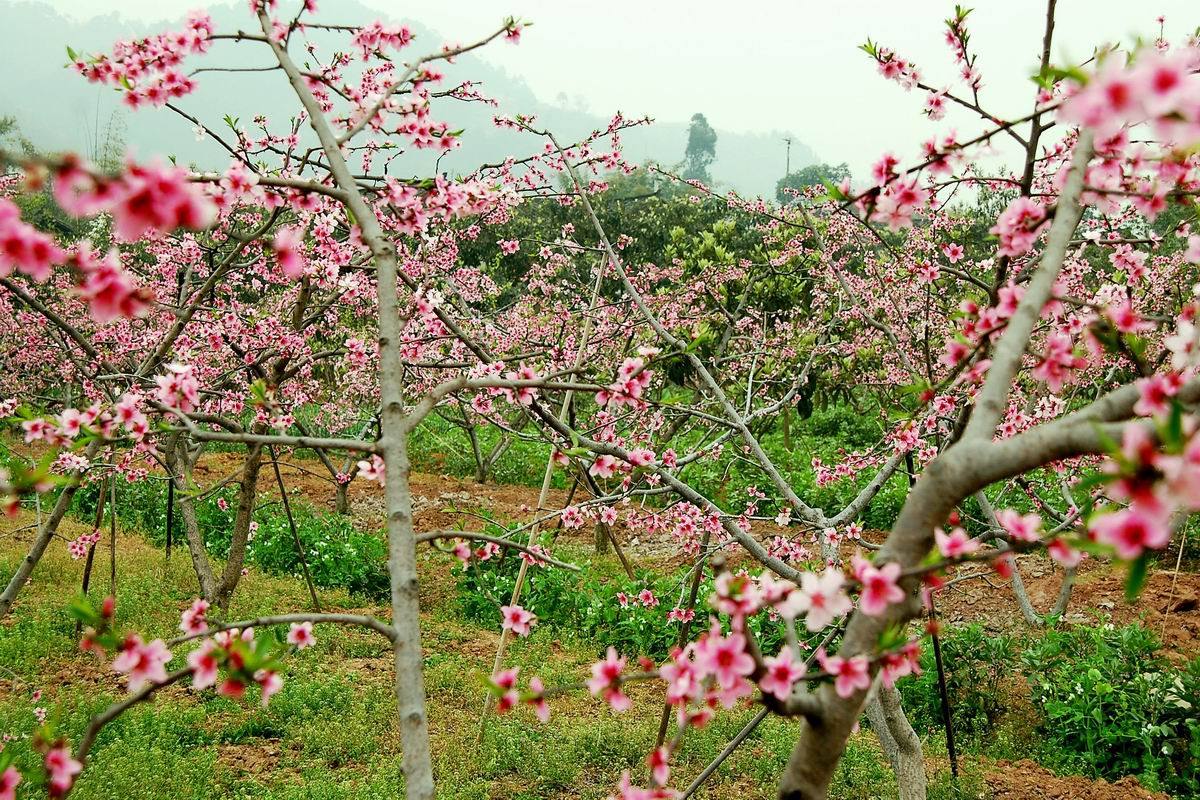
[0,506,922,799]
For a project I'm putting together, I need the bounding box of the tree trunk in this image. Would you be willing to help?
[168,439,219,602]
[0,440,100,619]
[878,685,926,800]
[262,18,435,795]
[212,437,264,609]
[0,476,82,618]
[865,695,900,774]
[334,480,351,516]
[593,521,610,554]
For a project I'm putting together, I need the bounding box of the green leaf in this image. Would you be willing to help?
[1125,553,1149,602]
[67,594,99,625]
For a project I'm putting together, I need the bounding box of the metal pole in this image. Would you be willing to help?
[929,595,959,778]
[165,478,175,564]
[269,446,321,611]
[108,478,117,595]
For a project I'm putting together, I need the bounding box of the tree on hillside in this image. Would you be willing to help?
[682,112,717,183]
[776,161,851,204]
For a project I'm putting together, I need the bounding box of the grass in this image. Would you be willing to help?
[0,506,924,799]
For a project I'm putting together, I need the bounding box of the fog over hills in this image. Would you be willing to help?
[0,0,815,197]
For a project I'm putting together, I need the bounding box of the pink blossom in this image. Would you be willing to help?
[589,454,619,479]
[1047,537,1084,568]
[879,640,922,688]
[642,747,670,787]
[187,640,220,689]
[0,766,20,800]
[111,159,216,241]
[112,634,172,692]
[611,770,677,800]
[587,647,631,712]
[942,242,964,263]
[179,598,210,634]
[0,199,67,281]
[996,509,1041,543]
[154,362,199,413]
[73,243,152,322]
[1133,373,1180,417]
[816,649,871,699]
[1032,331,1086,394]
[990,196,1047,257]
[627,447,655,467]
[503,364,540,406]
[357,454,386,486]
[1109,244,1148,283]
[491,667,520,713]
[710,571,762,617]
[934,527,979,559]
[694,628,755,689]
[288,621,315,649]
[44,745,82,798]
[527,676,550,722]
[273,225,306,278]
[779,568,853,631]
[256,669,283,706]
[1090,506,1171,560]
[759,647,805,700]
[499,238,520,255]
[855,560,905,616]
[871,178,929,231]
[1185,236,1200,264]
[501,604,537,637]
[560,505,585,529]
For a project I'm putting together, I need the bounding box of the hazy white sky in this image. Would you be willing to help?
[41,1,1200,176]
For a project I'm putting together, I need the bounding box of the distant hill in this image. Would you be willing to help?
[0,0,815,198]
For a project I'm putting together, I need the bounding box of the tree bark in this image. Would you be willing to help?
[213,437,264,609]
[0,441,100,619]
[878,685,926,800]
[167,438,219,602]
[261,14,437,795]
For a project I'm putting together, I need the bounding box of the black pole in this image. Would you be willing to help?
[165,478,175,563]
[108,479,117,595]
[269,446,321,611]
[77,480,108,636]
[929,595,959,778]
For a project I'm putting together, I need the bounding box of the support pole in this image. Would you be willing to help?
[165,478,175,564]
[269,446,322,611]
[929,594,959,778]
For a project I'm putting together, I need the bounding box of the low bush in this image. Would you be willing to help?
[66,474,389,601]
[1019,622,1200,795]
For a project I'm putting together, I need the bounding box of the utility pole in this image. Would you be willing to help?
[783,136,792,176]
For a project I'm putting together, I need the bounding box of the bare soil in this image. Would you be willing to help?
[986,759,1170,800]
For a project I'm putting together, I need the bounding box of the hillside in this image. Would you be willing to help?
[0,0,815,197]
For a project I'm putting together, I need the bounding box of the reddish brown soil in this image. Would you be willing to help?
[986,759,1169,800]
[194,449,1200,657]
[933,550,1200,658]
[192,450,574,536]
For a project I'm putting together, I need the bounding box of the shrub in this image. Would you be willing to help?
[899,624,1015,747]
[1018,622,1200,795]
[67,476,389,600]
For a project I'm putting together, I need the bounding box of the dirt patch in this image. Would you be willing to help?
[986,759,1169,800]
[935,551,1200,658]
[216,741,297,780]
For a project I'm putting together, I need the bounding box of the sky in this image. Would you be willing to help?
[38,0,1200,178]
